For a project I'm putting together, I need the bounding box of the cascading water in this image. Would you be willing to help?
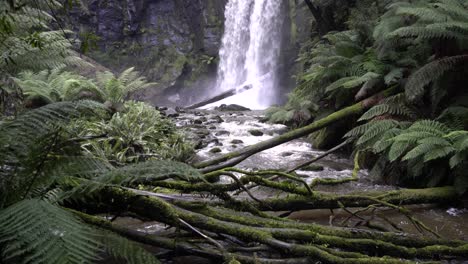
[209,0,285,109]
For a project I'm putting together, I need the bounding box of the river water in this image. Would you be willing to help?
[174,108,468,241]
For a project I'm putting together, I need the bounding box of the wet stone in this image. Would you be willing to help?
[209,147,222,153]
[301,164,325,171]
[248,129,264,136]
[230,139,244,144]
[215,104,251,112]
[215,130,230,136]
[281,152,294,157]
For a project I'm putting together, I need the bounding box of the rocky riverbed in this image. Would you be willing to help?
[165,105,468,240]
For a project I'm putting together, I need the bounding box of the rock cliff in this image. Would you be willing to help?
[68,0,312,106]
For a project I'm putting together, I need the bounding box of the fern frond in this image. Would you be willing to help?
[0,199,101,264]
[102,233,160,264]
[408,120,451,136]
[388,140,412,162]
[358,103,415,121]
[405,55,468,102]
[356,120,400,146]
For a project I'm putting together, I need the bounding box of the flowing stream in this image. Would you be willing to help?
[207,0,285,109]
[116,109,468,246]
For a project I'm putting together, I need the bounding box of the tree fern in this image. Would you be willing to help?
[0,101,105,205]
[101,233,160,264]
[405,55,468,102]
[355,120,400,146]
[0,199,102,264]
[96,68,157,105]
[0,2,82,75]
[13,69,103,104]
[358,103,415,121]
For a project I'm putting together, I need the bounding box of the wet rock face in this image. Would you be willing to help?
[67,0,227,105]
[73,0,225,55]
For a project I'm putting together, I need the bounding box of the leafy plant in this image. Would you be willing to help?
[0,100,193,263]
[96,67,157,107]
[71,101,194,164]
[13,68,101,105]
[0,0,83,76]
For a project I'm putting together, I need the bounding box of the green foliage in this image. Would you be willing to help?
[71,101,194,164]
[266,92,316,125]
[376,0,468,102]
[0,100,105,206]
[96,67,157,105]
[0,199,101,264]
[0,100,192,263]
[0,1,83,76]
[405,55,468,102]
[13,68,102,104]
[102,233,160,264]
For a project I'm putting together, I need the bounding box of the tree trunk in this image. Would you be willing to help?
[186,84,253,109]
[303,0,332,35]
[68,185,468,263]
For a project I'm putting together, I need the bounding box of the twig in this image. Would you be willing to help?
[288,139,351,172]
[178,218,224,250]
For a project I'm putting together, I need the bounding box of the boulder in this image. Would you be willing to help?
[248,129,264,136]
[209,147,222,153]
[215,104,251,112]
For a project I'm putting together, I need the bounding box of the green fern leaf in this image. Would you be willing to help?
[408,120,451,136]
[102,233,160,264]
[388,141,412,162]
[0,199,101,264]
[356,120,400,146]
[424,146,456,162]
[405,55,468,102]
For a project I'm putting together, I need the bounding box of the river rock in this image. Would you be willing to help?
[215,130,230,136]
[215,104,251,112]
[248,129,264,136]
[208,126,216,130]
[281,152,294,157]
[193,117,207,124]
[164,108,179,117]
[230,139,243,144]
[212,115,224,123]
[301,164,325,171]
[209,147,222,153]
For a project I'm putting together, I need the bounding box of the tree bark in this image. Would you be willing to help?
[303,0,332,35]
[68,186,468,263]
[186,84,253,109]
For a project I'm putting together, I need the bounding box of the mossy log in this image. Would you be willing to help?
[194,89,392,172]
[186,84,253,109]
[66,186,468,263]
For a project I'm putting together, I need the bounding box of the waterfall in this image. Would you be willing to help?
[213,0,284,109]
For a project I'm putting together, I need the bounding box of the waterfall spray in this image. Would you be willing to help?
[213,0,284,109]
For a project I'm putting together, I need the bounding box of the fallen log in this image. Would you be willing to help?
[186,84,253,109]
[194,88,394,172]
[67,185,468,263]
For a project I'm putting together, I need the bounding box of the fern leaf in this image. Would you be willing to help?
[0,199,101,264]
[402,141,442,161]
[102,233,160,264]
[388,141,412,162]
[358,103,415,121]
[408,120,451,136]
[424,146,456,162]
[356,120,400,146]
[405,55,468,102]
[450,152,467,168]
